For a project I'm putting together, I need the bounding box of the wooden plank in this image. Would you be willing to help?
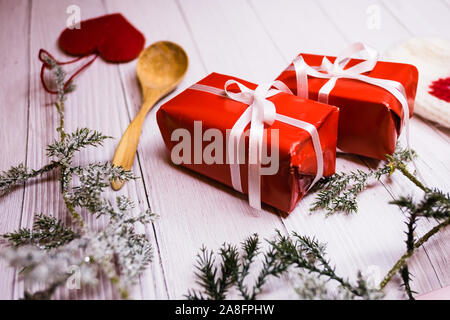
[0,0,30,300]
[17,0,165,299]
[377,0,450,288]
[382,0,450,40]
[251,0,444,295]
[316,0,411,51]
[105,0,289,299]
[317,0,449,293]
[21,0,110,300]
[380,0,450,144]
[101,0,170,301]
[1,0,447,300]
[248,0,346,59]
[380,0,450,142]
[176,0,288,83]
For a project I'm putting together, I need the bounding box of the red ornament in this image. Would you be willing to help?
[58,13,145,62]
[39,13,145,94]
[429,77,450,103]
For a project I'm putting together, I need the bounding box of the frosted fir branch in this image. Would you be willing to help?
[0,50,156,300]
[43,51,108,221]
[41,53,75,140]
[0,239,96,295]
[71,162,135,188]
[3,213,79,250]
[66,163,135,217]
[46,128,111,161]
[41,53,75,102]
[81,195,158,298]
[114,195,159,224]
[295,272,333,300]
[311,147,416,215]
[0,128,117,222]
[81,208,154,297]
[0,162,59,196]
[295,271,384,300]
[1,197,158,299]
[0,129,131,224]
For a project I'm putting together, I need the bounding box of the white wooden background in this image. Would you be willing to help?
[0,0,449,300]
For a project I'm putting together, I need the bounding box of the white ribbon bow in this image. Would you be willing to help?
[189,79,324,210]
[288,42,421,180]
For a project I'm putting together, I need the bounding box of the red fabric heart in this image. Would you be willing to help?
[40,13,145,94]
[58,13,145,62]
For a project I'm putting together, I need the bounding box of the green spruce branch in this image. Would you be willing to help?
[380,188,450,298]
[311,144,449,299]
[186,146,448,300]
[186,231,382,300]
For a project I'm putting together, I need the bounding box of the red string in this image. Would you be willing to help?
[39,49,98,94]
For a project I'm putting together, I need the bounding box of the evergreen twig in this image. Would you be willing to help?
[310,142,448,299]
[237,234,260,300]
[3,213,79,250]
[186,231,382,300]
[311,148,415,214]
[380,190,450,293]
[0,53,155,300]
[0,162,60,196]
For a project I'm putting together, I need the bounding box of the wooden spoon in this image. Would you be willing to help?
[111,41,188,190]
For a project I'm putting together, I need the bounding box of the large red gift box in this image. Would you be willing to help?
[156,73,339,213]
[276,52,418,160]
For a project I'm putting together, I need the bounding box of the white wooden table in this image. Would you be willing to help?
[0,0,449,300]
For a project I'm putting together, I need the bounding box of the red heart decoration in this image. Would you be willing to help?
[40,13,145,94]
[58,13,145,62]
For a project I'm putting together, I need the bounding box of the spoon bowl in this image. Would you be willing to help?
[111,41,188,190]
[137,41,188,89]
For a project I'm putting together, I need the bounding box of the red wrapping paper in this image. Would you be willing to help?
[156,73,339,213]
[276,54,418,160]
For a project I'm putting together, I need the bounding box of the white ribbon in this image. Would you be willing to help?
[287,42,421,179]
[189,80,324,210]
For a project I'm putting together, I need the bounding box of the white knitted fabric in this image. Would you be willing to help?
[384,38,450,128]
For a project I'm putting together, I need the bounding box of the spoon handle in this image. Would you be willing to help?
[111,93,160,191]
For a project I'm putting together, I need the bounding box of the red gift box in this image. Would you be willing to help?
[156,73,339,213]
[276,45,418,160]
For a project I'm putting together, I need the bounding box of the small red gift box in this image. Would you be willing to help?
[276,43,418,160]
[156,72,339,213]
